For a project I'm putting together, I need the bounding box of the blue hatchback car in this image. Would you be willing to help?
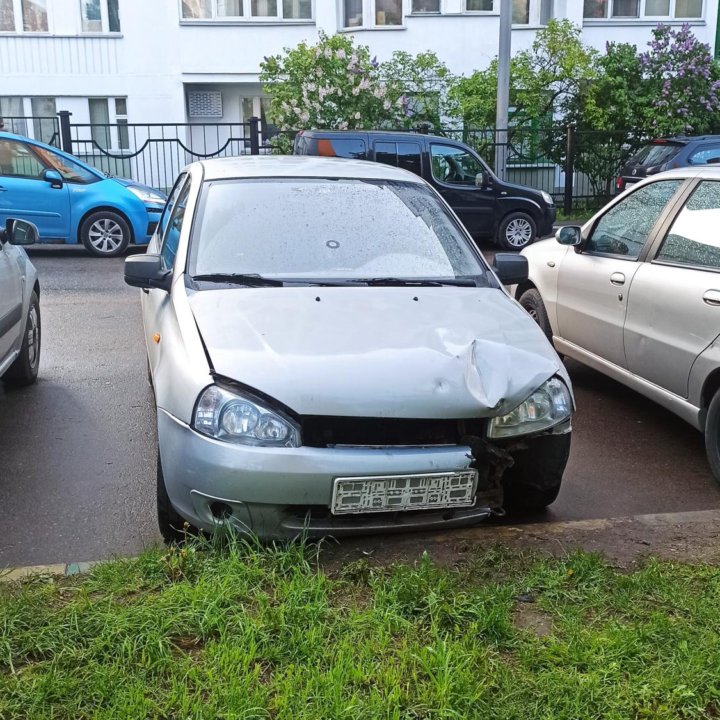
[0,132,166,257]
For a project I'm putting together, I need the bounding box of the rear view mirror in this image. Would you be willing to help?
[492,253,528,285]
[555,226,582,246]
[124,254,172,292]
[3,218,39,246]
[475,170,492,188]
[42,169,63,189]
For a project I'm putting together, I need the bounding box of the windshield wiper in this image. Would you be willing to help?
[191,273,285,287]
[350,277,479,287]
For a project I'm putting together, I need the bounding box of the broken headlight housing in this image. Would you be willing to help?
[192,385,301,448]
[487,377,572,439]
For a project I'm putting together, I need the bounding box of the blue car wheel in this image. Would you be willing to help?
[80,210,131,258]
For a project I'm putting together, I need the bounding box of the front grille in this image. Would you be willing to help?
[300,416,486,448]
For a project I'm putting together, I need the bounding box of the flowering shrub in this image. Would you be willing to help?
[260,32,403,138]
[639,23,720,135]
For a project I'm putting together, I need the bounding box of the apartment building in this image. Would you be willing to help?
[0,0,717,148]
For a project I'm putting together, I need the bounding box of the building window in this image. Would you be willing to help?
[88,97,128,151]
[80,0,120,31]
[0,0,14,30]
[0,96,57,143]
[342,0,402,26]
[511,0,553,23]
[411,0,440,11]
[181,0,312,19]
[21,0,47,30]
[466,0,493,10]
[584,0,702,18]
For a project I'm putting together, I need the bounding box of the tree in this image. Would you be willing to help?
[639,23,720,136]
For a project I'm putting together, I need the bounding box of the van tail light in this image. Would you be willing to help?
[616,176,625,192]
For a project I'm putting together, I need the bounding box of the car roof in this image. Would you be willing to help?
[643,166,720,180]
[197,155,425,182]
[300,128,452,142]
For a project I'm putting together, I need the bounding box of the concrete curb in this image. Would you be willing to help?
[0,561,97,584]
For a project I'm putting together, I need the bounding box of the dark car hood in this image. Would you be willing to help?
[186,285,566,419]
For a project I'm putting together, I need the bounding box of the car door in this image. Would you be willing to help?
[0,138,70,240]
[429,142,494,236]
[143,174,190,378]
[556,179,684,368]
[624,179,720,398]
[0,242,23,364]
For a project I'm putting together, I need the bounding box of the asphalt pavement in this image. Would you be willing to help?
[0,244,718,567]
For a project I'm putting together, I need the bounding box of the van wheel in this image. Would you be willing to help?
[497,212,536,251]
[705,390,720,485]
[81,211,131,258]
[2,291,41,387]
[519,288,552,341]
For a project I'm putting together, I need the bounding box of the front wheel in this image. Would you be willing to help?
[519,288,552,341]
[80,211,131,258]
[157,451,189,544]
[497,212,537,251]
[2,291,41,387]
[704,390,720,485]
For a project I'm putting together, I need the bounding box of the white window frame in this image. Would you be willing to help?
[340,0,406,29]
[584,0,704,20]
[88,97,129,152]
[79,0,120,33]
[180,0,314,21]
[463,0,495,14]
[511,0,553,25]
[409,0,440,13]
[0,0,52,33]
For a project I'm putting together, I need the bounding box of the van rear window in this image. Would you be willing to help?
[296,136,366,160]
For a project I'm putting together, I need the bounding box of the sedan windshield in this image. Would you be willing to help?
[188,178,488,282]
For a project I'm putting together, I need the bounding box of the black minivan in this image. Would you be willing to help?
[294,130,556,251]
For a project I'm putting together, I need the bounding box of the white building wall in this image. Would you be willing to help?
[0,0,716,124]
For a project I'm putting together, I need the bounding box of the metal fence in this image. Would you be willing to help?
[3,112,647,212]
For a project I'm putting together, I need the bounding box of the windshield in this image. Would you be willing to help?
[32,145,100,184]
[188,178,488,281]
[627,142,683,168]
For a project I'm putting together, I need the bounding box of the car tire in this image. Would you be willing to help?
[519,288,552,342]
[80,211,131,258]
[502,433,570,513]
[497,212,537,251]
[2,291,41,387]
[705,390,720,485]
[157,451,188,544]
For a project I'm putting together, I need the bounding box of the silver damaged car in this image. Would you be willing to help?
[125,156,573,541]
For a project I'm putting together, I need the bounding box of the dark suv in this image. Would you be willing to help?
[294,130,556,250]
[617,135,720,192]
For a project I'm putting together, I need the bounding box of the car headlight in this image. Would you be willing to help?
[488,377,572,439]
[192,385,301,448]
[541,191,554,206]
[127,185,166,205]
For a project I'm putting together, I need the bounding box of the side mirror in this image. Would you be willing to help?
[3,218,39,246]
[124,254,172,292]
[42,169,64,189]
[475,170,492,188]
[555,225,582,246]
[492,252,528,286]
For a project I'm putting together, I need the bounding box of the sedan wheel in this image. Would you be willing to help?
[2,291,41,386]
[81,211,131,258]
[497,212,537,251]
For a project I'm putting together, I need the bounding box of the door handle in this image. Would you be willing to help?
[703,290,720,306]
[610,272,625,286]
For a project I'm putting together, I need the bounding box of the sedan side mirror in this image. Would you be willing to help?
[42,169,64,189]
[492,252,528,285]
[3,218,39,246]
[124,254,172,292]
[555,225,582,246]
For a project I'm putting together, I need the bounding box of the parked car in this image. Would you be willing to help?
[516,167,720,482]
[0,218,40,386]
[293,130,557,251]
[0,131,166,258]
[125,156,573,542]
[616,135,720,192]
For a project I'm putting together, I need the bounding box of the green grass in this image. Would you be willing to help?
[2,538,720,719]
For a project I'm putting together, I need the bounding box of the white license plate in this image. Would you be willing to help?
[331,470,478,515]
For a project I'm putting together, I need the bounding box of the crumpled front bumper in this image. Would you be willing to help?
[158,409,498,539]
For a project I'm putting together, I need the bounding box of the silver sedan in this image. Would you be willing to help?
[518,167,720,484]
[125,156,573,541]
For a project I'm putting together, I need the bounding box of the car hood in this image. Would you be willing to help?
[186,285,565,419]
[111,177,164,196]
